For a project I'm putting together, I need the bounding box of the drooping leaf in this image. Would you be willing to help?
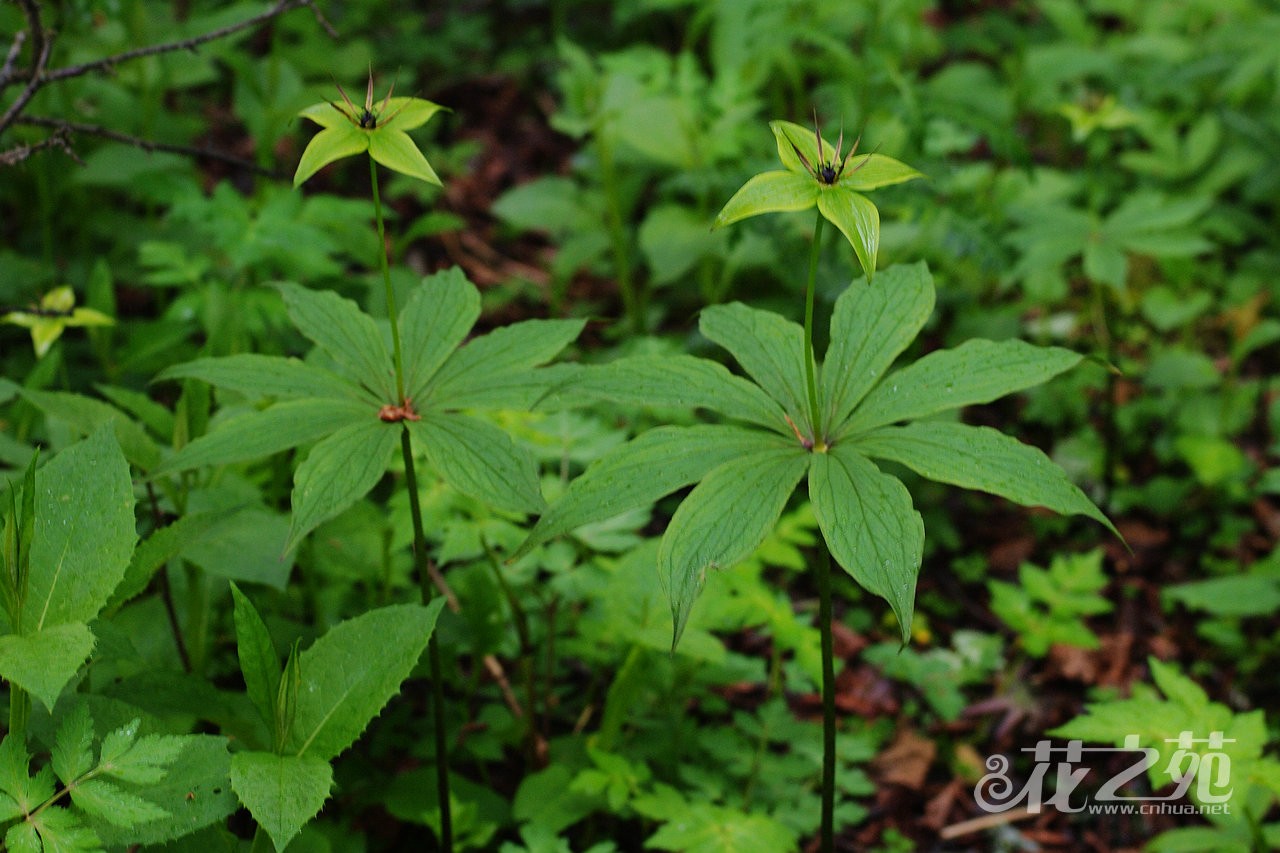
[230,751,332,852]
[700,303,809,434]
[843,339,1082,435]
[0,623,95,712]
[660,448,809,648]
[286,600,445,760]
[711,171,819,229]
[292,125,368,187]
[852,422,1116,535]
[24,428,135,632]
[153,398,370,475]
[822,262,935,436]
[515,425,791,560]
[545,355,787,433]
[231,583,281,732]
[285,420,399,553]
[400,269,482,401]
[817,188,880,280]
[426,318,585,409]
[411,414,544,515]
[276,283,395,401]
[158,355,370,404]
[810,445,923,643]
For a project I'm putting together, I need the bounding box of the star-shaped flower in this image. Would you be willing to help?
[293,71,446,188]
[2,286,113,357]
[713,119,923,280]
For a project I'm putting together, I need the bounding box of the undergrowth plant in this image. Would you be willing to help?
[519,119,1116,851]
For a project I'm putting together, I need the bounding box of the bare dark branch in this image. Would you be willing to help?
[0,126,77,167]
[0,37,52,137]
[16,116,284,178]
[1,31,27,88]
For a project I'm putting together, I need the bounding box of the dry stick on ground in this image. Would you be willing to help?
[0,0,336,166]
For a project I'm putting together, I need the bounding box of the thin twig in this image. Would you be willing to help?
[40,0,309,84]
[0,30,26,88]
[14,0,44,81]
[14,115,283,177]
[0,126,79,166]
[0,37,51,137]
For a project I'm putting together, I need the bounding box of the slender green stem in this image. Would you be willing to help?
[804,212,826,446]
[816,542,836,853]
[597,132,641,335]
[370,155,407,402]
[401,428,452,852]
[9,684,28,741]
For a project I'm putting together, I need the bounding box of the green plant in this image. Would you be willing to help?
[988,548,1112,658]
[519,118,1114,850]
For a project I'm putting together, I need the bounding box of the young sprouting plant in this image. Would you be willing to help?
[518,117,1115,852]
[1,286,113,358]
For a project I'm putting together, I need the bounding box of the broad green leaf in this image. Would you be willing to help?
[810,445,923,643]
[230,751,332,852]
[94,384,173,439]
[231,583,281,733]
[286,600,445,760]
[181,508,291,589]
[5,822,42,853]
[844,339,1082,435]
[18,388,159,471]
[380,97,445,133]
[0,623,95,711]
[293,125,367,187]
[276,283,395,400]
[515,425,792,559]
[286,420,399,553]
[0,734,54,813]
[401,269,482,401]
[19,807,99,852]
[368,128,442,185]
[852,422,1117,536]
[645,804,796,853]
[822,262,935,436]
[87,735,236,848]
[52,704,94,782]
[25,428,135,632]
[660,448,809,648]
[296,101,347,131]
[71,779,169,827]
[153,398,369,475]
[158,355,369,404]
[411,414,544,515]
[817,187,880,281]
[700,303,809,434]
[837,153,925,191]
[427,317,586,409]
[546,355,788,433]
[99,729,187,786]
[106,506,240,611]
[770,120,830,175]
[711,171,818,229]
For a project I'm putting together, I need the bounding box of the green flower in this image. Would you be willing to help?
[293,72,446,187]
[713,119,923,280]
[2,286,113,357]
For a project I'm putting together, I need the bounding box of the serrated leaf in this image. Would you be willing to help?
[0,623,95,712]
[822,262,935,435]
[276,283,395,401]
[645,803,797,853]
[660,448,809,648]
[427,318,585,409]
[153,398,370,475]
[101,734,187,785]
[852,422,1117,536]
[23,806,100,852]
[411,414,544,515]
[400,269,482,401]
[5,820,41,853]
[546,355,787,433]
[700,303,809,434]
[711,171,818,229]
[844,339,1082,435]
[231,583,281,733]
[85,735,235,848]
[158,355,369,403]
[24,428,135,633]
[230,751,332,852]
[0,735,54,814]
[810,445,923,643]
[817,187,880,280]
[17,388,159,471]
[287,600,445,760]
[515,425,790,560]
[285,420,399,553]
[71,779,169,827]
[52,703,94,783]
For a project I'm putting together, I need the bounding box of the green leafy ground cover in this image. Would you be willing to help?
[2,1,1278,851]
